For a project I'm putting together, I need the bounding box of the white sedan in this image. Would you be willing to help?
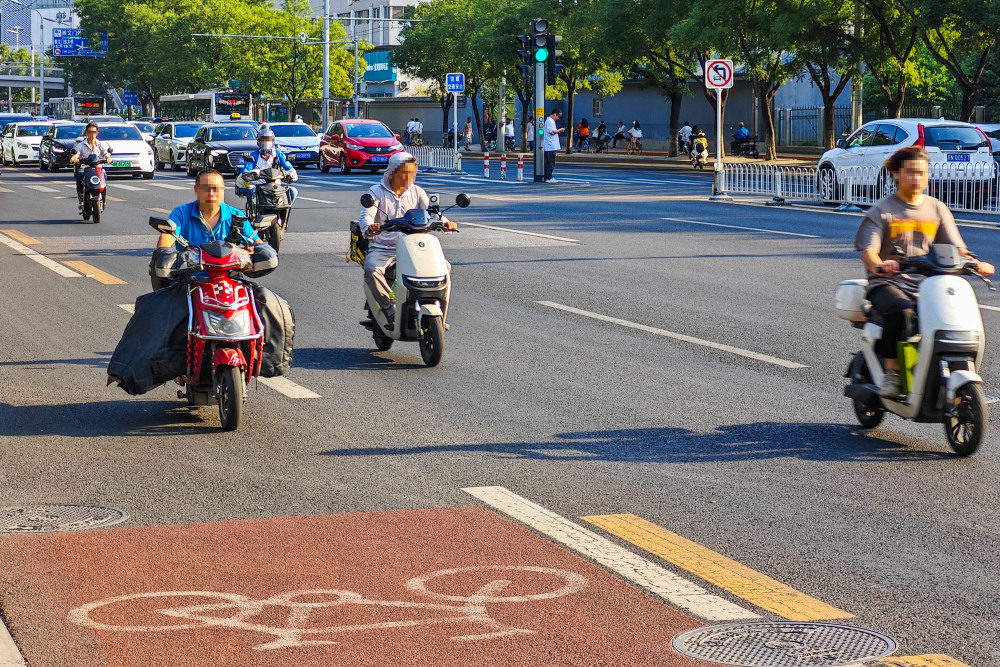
[85,122,156,179]
[262,122,321,168]
[1,122,51,166]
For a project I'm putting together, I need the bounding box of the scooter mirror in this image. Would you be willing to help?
[455,193,471,208]
[149,216,176,235]
[360,193,376,208]
[253,213,277,230]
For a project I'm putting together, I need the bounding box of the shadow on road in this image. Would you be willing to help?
[319,422,956,463]
[293,347,425,371]
[0,399,215,437]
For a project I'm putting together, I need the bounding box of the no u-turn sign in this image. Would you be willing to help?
[705,60,734,89]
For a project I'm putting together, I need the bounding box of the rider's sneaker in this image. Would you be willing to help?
[878,370,900,398]
[545,178,558,184]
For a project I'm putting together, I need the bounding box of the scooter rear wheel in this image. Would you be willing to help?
[217,366,245,431]
[419,316,444,367]
[945,383,987,456]
[91,199,102,225]
[373,327,393,351]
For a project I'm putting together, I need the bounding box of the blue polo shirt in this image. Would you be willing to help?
[166,201,258,251]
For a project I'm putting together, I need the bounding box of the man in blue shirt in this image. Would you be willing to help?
[157,169,258,251]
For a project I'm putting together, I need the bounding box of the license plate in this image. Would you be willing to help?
[297,152,312,159]
[232,159,244,167]
[947,153,971,162]
[112,161,131,167]
[370,155,388,163]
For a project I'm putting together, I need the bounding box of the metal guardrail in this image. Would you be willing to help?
[409,146,462,173]
[723,162,1000,214]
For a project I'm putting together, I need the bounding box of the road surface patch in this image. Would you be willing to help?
[537,301,808,369]
[0,232,81,278]
[24,185,59,194]
[463,486,758,621]
[61,261,127,285]
[0,506,705,667]
[112,184,148,192]
[582,513,852,621]
[661,217,820,238]
[0,230,40,245]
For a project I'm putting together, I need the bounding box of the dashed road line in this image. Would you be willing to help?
[295,183,320,188]
[257,376,322,399]
[0,231,81,278]
[62,261,127,285]
[461,222,579,243]
[113,184,149,191]
[146,182,189,190]
[979,305,1000,312]
[106,196,126,202]
[148,207,171,214]
[537,301,807,369]
[25,185,59,193]
[661,217,821,238]
[24,172,42,179]
[0,187,14,193]
[0,229,40,245]
[297,196,337,204]
[462,485,758,621]
[118,303,135,314]
[582,513,852,621]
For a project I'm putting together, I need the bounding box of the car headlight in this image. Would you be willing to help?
[390,143,403,151]
[16,141,29,149]
[52,146,65,153]
[202,310,251,337]
[345,142,364,151]
[402,275,447,290]
[210,149,228,156]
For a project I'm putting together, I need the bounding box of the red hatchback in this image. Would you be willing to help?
[319,119,404,174]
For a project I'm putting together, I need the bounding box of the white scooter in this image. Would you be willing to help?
[837,244,993,455]
[357,192,470,367]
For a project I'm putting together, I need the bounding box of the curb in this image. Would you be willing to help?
[0,615,26,667]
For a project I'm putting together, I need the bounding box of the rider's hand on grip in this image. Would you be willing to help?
[875,259,899,275]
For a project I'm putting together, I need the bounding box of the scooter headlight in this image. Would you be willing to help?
[89,175,101,185]
[202,310,252,336]
[402,275,447,290]
[937,330,980,343]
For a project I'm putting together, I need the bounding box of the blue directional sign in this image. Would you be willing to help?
[446,73,465,94]
[122,89,139,106]
[51,28,108,58]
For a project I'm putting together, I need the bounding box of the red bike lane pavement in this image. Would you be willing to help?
[0,505,705,666]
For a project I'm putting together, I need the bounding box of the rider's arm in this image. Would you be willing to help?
[855,210,898,274]
[277,152,298,181]
[158,214,184,249]
[360,192,380,233]
[937,204,996,276]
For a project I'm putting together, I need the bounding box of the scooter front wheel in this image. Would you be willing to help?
[217,366,245,431]
[419,316,444,367]
[373,327,393,351]
[91,199,102,224]
[945,383,987,456]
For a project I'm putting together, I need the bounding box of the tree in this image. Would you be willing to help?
[857,0,921,118]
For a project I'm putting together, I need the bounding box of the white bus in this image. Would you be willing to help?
[159,91,253,123]
[49,94,108,121]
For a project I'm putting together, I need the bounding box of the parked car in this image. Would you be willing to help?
[153,121,204,170]
[816,118,994,205]
[39,122,84,172]
[89,122,156,179]
[319,119,404,174]
[261,122,321,168]
[130,121,156,148]
[973,123,1000,161]
[184,123,259,176]
[1,121,51,166]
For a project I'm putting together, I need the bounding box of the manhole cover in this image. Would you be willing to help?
[672,622,897,666]
[0,505,130,534]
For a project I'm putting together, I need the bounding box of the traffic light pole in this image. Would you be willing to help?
[533,60,545,183]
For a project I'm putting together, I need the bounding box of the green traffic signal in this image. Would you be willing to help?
[534,47,549,62]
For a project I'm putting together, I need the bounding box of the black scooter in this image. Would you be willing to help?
[239,166,294,252]
[73,149,112,224]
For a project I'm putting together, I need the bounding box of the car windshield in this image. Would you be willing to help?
[924,126,987,150]
[210,126,256,141]
[270,125,316,138]
[174,123,202,138]
[132,122,154,133]
[344,123,393,139]
[97,125,143,141]
[17,125,48,137]
[55,125,84,139]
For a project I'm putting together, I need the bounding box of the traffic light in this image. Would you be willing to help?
[547,34,563,85]
[516,34,533,82]
[531,18,549,61]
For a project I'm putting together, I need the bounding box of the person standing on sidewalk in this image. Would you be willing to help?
[543,109,566,183]
[462,117,473,151]
[678,120,693,153]
[527,117,535,151]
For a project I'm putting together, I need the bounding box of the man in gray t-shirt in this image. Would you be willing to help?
[853,145,993,396]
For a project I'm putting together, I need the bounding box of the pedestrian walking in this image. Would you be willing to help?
[504,118,515,151]
[462,117,473,151]
[527,117,535,151]
[678,120,693,153]
[404,118,415,146]
[543,109,565,183]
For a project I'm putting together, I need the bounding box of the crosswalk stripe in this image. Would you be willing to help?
[25,185,59,193]
[113,184,149,191]
[462,485,758,621]
[117,304,135,314]
[148,207,171,214]
[146,182,189,190]
[582,514,852,621]
[257,376,321,399]
[0,187,13,193]
[295,183,320,188]
[106,196,126,202]
[62,261,127,285]
[0,229,40,245]
[297,196,336,204]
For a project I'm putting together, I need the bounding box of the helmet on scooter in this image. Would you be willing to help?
[257,127,277,155]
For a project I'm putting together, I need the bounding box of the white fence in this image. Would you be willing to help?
[723,162,1000,214]
[409,146,462,173]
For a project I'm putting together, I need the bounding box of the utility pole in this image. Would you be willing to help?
[850,3,863,132]
[322,0,329,129]
[530,19,548,183]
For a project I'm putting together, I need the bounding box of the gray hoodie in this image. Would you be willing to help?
[359,151,430,250]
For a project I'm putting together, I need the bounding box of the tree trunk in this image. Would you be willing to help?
[469,91,484,150]
[667,89,682,157]
[959,87,979,123]
[757,80,779,160]
[564,81,577,155]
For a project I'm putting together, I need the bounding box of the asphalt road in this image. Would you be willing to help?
[0,158,999,666]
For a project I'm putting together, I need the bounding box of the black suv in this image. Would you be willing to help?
[185,123,259,176]
[39,123,84,172]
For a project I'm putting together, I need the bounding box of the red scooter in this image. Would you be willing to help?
[149,215,277,430]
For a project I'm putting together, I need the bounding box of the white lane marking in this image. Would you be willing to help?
[0,231,82,278]
[118,304,135,314]
[980,305,1000,312]
[0,187,15,193]
[146,182,189,190]
[25,184,59,193]
[461,222,579,244]
[661,217,820,238]
[537,301,807,369]
[113,184,149,191]
[462,486,759,621]
[294,183,320,188]
[0,614,26,666]
[297,196,336,204]
[257,376,322,399]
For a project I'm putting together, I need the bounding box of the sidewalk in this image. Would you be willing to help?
[452,145,818,170]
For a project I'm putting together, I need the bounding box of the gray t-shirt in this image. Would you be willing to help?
[854,193,964,293]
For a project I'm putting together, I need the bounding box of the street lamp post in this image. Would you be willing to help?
[6,26,22,51]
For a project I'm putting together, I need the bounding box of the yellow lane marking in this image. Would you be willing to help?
[106,196,126,202]
[582,514,853,621]
[878,656,973,667]
[0,229,40,245]
[61,261,127,285]
[25,172,42,178]
[148,207,171,214]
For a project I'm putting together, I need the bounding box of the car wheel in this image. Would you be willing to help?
[186,157,196,177]
[339,153,352,175]
[142,170,154,180]
[817,165,839,204]
[320,158,330,173]
[169,151,179,170]
[154,151,164,170]
[48,156,59,173]
[38,155,48,171]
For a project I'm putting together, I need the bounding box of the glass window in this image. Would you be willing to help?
[55,124,83,139]
[269,125,317,138]
[17,125,49,137]
[871,125,896,146]
[210,126,256,141]
[344,122,392,138]
[132,122,154,133]
[924,126,988,150]
[592,98,604,118]
[195,127,207,141]
[174,123,202,138]
[97,125,143,141]
[847,126,875,148]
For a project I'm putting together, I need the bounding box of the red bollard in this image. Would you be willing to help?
[500,154,507,180]
[483,153,490,179]
[517,154,524,182]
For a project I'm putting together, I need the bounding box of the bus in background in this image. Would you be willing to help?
[49,94,107,121]
[159,91,253,123]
